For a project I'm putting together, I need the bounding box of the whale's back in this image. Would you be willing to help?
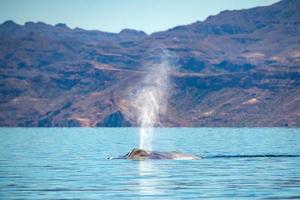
[122,149,200,160]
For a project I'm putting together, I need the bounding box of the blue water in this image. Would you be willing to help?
[0,128,300,199]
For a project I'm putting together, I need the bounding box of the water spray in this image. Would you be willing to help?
[134,51,172,151]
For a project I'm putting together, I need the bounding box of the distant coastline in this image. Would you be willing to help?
[0,0,299,127]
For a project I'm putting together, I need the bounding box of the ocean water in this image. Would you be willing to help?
[0,128,299,199]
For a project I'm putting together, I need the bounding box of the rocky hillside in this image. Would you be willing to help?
[0,0,300,127]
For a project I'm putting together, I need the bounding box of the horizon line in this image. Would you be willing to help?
[0,0,280,34]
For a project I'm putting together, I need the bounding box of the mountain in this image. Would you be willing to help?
[0,0,300,127]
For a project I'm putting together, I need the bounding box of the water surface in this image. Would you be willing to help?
[0,128,299,199]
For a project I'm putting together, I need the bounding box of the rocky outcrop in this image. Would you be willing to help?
[96,111,131,127]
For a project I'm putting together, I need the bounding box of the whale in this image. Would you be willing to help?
[116,148,200,160]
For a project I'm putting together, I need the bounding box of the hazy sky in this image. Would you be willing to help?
[0,0,279,34]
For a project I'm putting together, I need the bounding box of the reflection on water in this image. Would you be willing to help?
[0,128,300,199]
[138,161,162,197]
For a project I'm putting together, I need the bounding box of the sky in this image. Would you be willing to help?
[0,0,280,34]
